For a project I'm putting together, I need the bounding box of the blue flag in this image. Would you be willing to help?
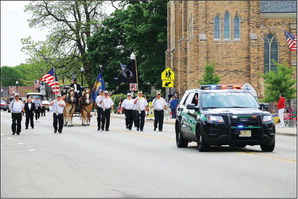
[91,72,106,102]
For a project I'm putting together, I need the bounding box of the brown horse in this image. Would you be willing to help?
[79,90,93,126]
[63,89,77,127]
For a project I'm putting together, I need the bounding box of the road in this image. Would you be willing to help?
[1,111,296,198]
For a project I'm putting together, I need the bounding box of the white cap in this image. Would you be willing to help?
[104,91,108,94]
[156,92,161,95]
[127,93,132,96]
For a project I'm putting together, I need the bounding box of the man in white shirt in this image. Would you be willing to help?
[99,91,114,131]
[95,90,104,131]
[50,95,66,133]
[121,93,135,130]
[9,94,24,135]
[134,91,148,131]
[152,92,167,131]
[34,97,42,120]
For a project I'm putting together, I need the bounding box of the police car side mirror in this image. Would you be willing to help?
[186,104,196,110]
[259,103,269,111]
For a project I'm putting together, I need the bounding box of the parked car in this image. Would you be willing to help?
[0,100,8,111]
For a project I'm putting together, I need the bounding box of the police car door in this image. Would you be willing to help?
[181,92,196,138]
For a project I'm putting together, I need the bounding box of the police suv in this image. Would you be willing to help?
[175,85,275,152]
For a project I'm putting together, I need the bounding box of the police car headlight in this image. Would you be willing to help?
[262,115,272,122]
[207,116,224,123]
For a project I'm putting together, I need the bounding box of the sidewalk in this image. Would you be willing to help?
[111,113,296,136]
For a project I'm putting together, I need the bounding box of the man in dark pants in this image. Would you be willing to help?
[121,93,135,130]
[34,97,42,120]
[50,95,66,133]
[134,91,148,131]
[99,91,114,131]
[152,92,167,131]
[24,98,36,129]
[9,94,24,135]
[95,90,104,131]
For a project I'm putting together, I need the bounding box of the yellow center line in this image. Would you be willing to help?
[92,125,296,163]
[238,152,296,163]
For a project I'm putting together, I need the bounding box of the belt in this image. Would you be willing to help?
[126,109,134,110]
[155,109,163,111]
[12,112,21,114]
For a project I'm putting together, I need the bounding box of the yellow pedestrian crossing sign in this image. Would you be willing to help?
[162,80,174,87]
[161,67,175,80]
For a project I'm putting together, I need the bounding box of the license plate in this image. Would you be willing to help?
[239,130,251,137]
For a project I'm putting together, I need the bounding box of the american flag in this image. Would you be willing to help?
[283,29,297,51]
[41,68,60,94]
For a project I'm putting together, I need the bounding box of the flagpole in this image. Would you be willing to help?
[130,52,139,92]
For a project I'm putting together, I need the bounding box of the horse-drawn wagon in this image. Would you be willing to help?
[60,85,94,127]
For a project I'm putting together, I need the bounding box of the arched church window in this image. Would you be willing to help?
[264,34,278,73]
[234,15,240,39]
[224,12,230,39]
[214,16,220,40]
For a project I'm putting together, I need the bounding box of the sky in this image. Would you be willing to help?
[1,1,115,67]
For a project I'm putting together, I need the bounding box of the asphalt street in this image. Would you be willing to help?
[1,111,296,198]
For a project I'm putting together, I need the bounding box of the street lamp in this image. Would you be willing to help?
[130,52,139,91]
[80,67,85,86]
[15,81,19,94]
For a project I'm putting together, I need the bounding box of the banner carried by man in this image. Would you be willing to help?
[92,72,106,102]
[41,68,60,94]
[114,60,137,83]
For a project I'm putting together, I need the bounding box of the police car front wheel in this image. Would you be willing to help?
[175,122,188,148]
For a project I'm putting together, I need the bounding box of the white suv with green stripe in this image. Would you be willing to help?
[175,85,275,152]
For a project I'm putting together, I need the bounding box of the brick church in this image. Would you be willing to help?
[165,1,297,98]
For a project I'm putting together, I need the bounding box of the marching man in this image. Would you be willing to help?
[121,93,135,130]
[134,91,148,131]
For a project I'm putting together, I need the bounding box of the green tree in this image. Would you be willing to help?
[260,62,296,102]
[199,63,221,85]
[24,1,106,87]
[0,66,23,87]
[87,1,167,93]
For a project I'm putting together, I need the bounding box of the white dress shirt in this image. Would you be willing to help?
[121,99,135,110]
[28,103,32,110]
[9,100,24,113]
[101,97,114,110]
[152,97,167,110]
[53,100,66,114]
[96,95,103,108]
[135,97,148,111]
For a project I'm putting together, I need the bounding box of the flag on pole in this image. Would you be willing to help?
[41,68,60,94]
[114,60,136,83]
[91,72,106,102]
[283,29,297,51]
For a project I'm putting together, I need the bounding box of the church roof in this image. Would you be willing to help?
[261,1,297,13]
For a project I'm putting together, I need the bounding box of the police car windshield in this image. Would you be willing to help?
[201,92,259,109]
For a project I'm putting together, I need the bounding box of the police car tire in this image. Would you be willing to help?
[260,141,275,152]
[175,122,188,148]
[196,129,209,152]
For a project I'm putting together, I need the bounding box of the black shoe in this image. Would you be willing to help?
[17,133,20,135]
[154,128,156,131]
[106,129,109,131]
[129,128,132,130]
[25,127,28,129]
[137,128,139,131]
[97,128,100,131]
[58,131,62,133]
[101,128,104,131]
[140,129,143,131]
[12,132,15,135]
[159,129,162,132]
[54,130,57,133]
[32,127,34,129]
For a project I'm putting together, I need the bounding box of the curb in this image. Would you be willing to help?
[111,114,296,136]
